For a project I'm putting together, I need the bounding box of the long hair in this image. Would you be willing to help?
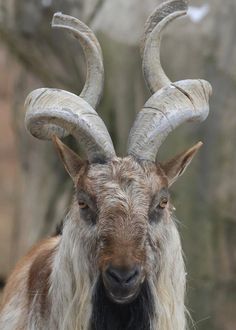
[48,209,187,330]
[48,211,95,330]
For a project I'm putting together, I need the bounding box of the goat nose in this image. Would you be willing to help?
[105,265,140,287]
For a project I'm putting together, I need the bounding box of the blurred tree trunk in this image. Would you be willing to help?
[0,0,236,329]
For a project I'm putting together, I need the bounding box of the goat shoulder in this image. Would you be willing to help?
[0,237,59,329]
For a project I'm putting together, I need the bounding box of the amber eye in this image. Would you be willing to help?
[158,198,168,209]
[78,201,88,209]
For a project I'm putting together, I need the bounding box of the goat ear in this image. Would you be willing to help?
[161,142,203,186]
[52,135,83,180]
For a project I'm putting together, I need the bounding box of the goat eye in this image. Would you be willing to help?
[78,201,88,209]
[158,198,168,209]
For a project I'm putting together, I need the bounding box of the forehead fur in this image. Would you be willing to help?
[77,157,167,198]
[75,157,169,267]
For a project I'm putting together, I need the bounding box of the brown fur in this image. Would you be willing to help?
[27,240,58,318]
[75,157,169,278]
[1,237,59,311]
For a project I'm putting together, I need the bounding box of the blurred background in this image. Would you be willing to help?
[0,0,235,329]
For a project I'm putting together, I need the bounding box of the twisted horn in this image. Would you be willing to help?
[52,12,103,109]
[141,0,188,93]
[25,13,115,163]
[127,0,212,162]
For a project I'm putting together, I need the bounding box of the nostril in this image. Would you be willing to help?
[125,268,139,284]
[105,266,140,286]
[107,268,122,284]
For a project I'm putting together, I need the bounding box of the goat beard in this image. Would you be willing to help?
[90,276,154,330]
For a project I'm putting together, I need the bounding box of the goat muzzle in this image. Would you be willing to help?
[102,264,143,304]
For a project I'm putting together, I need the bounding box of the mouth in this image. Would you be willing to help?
[102,277,142,304]
[108,290,140,304]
